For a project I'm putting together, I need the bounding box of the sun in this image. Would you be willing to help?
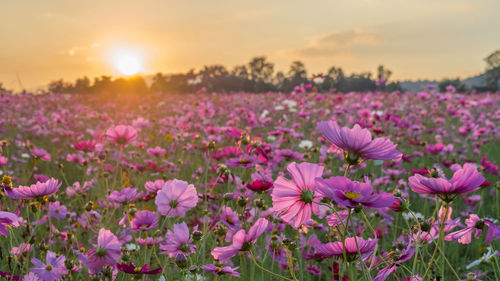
[111,50,143,76]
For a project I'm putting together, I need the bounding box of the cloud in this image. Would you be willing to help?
[285,29,383,58]
[66,42,100,56]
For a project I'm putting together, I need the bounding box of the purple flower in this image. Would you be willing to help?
[445,214,496,244]
[130,210,158,231]
[160,222,196,258]
[85,228,121,274]
[117,262,162,275]
[0,211,19,236]
[409,163,485,201]
[316,176,394,209]
[144,179,170,194]
[107,187,142,203]
[200,264,240,277]
[49,202,69,220]
[30,251,68,281]
[106,125,138,146]
[317,236,377,259]
[155,179,199,217]
[211,218,269,263]
[4,178,61,199]
[326,209,349,227]
[317,121,402,163]
[226,154,262,168]
[31,147,51,162]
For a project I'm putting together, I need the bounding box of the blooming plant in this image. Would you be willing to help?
[0,90,498,281]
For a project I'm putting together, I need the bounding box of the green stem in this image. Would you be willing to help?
[422,201,449,280]
[249,251,293,281]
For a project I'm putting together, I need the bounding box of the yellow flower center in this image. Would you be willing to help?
[344,192,361,200]
[239,158,250,164]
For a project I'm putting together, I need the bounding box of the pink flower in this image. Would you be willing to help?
[200,264,240,277]
[211,218,269,263]
[49,202,69,220]
[30,251,68,281]
[326,210,349,227]
[317,236,377,259]
[409,163,485,201]
[31,147,51,162]
[5,178,61,199]
[0,211,19,236]
[160,222,196,257]
[107,187,142,203]
[144,179,170,194]
[85,228,121,274]
[317,121,402,163]
[106,125,138,146]
[155,179,199,217]
[130,210,158,231]
[271,162,324,228]
[445,214,496,244]
[316,176,394,209]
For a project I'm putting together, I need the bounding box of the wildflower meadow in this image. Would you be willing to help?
[0,89,499,281]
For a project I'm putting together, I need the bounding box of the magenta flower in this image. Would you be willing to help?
[211,218,269,263]
[117,262,162,275]
[226,154,262,168]
[144,179,170,194]
[107,187,142,203]
[316,176,394,209]
[31,147,51,162]
[317,121,402,163]
[130,210,158,231]
[155,179,198,217]
[30,251,68,281]
[271,162,324,228]
[409,163,485,201]
[160,222,196,258]
[317,236,377,259]
[85,228,121,274]
[200,264,240,277]
[0,211,19,236]
[326,209,349,227]
[106,125,138,146]
[5,178,61,199]
[445,214,496,244]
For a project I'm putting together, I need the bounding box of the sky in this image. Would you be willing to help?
[1,0,500,90]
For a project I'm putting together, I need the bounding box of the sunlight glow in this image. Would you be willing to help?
[111,49,143,76]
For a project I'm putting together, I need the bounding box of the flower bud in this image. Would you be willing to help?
[175,253,188,269]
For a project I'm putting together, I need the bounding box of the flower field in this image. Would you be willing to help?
[0,90,499,281]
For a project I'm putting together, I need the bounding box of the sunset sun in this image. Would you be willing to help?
[111,50,143,76]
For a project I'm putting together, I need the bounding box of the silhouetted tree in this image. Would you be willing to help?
[484,50,500,91]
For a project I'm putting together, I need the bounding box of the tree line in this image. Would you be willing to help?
[45,57,400,95]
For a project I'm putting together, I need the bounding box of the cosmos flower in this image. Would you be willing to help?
[106,125,138,146]
[445,214,496,244]
[200,264,240,277]
[117,262,162,275]
[317,121,402,163]
[226,154,262,168]
[31,147,51,162]
[409,163,485,201]
[316,176,394,209]
[0,211,19,236]
[107,187,142,203]
[85,228,121,274]
[48,202,69,220]
[4,178,62,199]
[160,222,196,258]
[317,237,377,260]
[271,162,324,228]
[130,210,158,231]
[326,209,349,227]
[30,251,68,281]
[155,179,199,217]
[144,179,170,194]
[211,218,269,263]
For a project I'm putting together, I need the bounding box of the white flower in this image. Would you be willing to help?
[402,212,424,221]
[260,110,269,119]
[267,135,277,142]
[299,140,313,149]
[274,105,285,111]
[21,153,30,159]
[466,246,498,269]
[126,243,139,251]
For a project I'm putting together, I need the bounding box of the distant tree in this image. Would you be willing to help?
[48,79,72,94]
[73,76,91,93]
[376,65,392,82]
[248,57,274,82]
[484,50,500,91]
[150,73,168,93]
[231,65,249,79]
[0,82,11,94]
